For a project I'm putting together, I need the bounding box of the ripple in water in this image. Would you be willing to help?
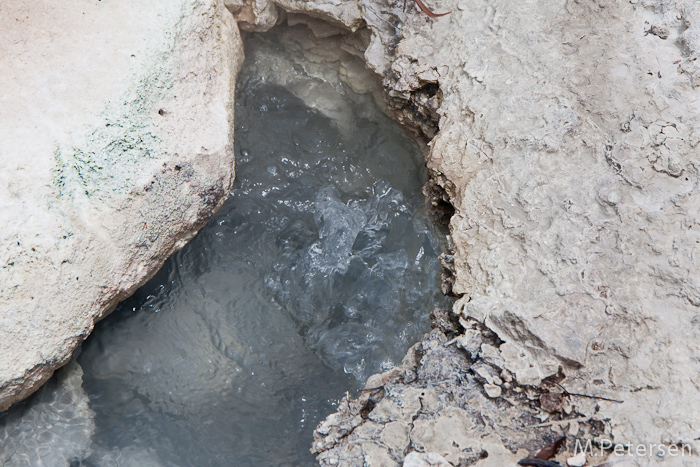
[1,28,452,466]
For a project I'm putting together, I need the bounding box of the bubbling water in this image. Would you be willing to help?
[1,27,452,466]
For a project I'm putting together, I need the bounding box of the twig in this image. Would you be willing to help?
[360,2,400,31]
[556,383,623,404]
[527,416,589,429]
[360,386,385,392]
[413,0,451,17]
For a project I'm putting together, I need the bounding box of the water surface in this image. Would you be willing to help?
[1,27,451,466]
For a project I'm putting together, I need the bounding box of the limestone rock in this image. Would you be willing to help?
[0,0,243,411]
[567,451,587,467]
[403,451,454,467]
[225,0,363,32]
[483,384,501,399]
[313,330,538,466]
[225,0,279,31]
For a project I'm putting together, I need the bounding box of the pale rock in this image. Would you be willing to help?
[0,0,243,410]
[472,438,527,467]
[483,383,502,399]
[449,328,483,357]
[568,420,580,437]
[500,370,513,383]
[475,365,495,385]
[411,407,475,465]
[403,452,454,467]
[313,330,553,465]
[567,451,587,467]
[479,343,506,369]
[363,446,400,467]
[380,421,411,456]
[225,0,278,31]
[368,387,424,424]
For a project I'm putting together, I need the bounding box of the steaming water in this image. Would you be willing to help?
[0,28,451,466]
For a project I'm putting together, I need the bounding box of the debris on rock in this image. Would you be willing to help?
[566,451,586,467]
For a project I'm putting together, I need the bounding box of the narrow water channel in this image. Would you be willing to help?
[1,26,451,466]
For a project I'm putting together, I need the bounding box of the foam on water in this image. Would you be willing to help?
[0,27,452,466]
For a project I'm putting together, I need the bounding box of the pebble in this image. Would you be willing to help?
[476,367,494,385]
[484,383,502,398]
[568,420,579,436]
[404,451,454,467]
[567,451,586,467]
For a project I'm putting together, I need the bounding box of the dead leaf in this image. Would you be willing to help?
[534,436,566,460]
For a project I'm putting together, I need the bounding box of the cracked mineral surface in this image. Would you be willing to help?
[227,0,700,464]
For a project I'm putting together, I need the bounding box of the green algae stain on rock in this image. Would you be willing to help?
[52,93,168,201]
[50,14,183,202]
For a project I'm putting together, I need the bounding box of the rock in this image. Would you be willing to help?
[568,420,580,437]
[0,0,243,410]
[411,406,476,465]
[225,0,278,31]
[483,384,502,399]
[313,330,535,466]
[567,451,587,467]
[297,0,700,457]
[448,328,483,357]
[403,452,454,467]
[225,0,364,32]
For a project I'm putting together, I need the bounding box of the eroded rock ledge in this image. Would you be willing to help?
[224,0,700,464]
[0,0,242,410]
